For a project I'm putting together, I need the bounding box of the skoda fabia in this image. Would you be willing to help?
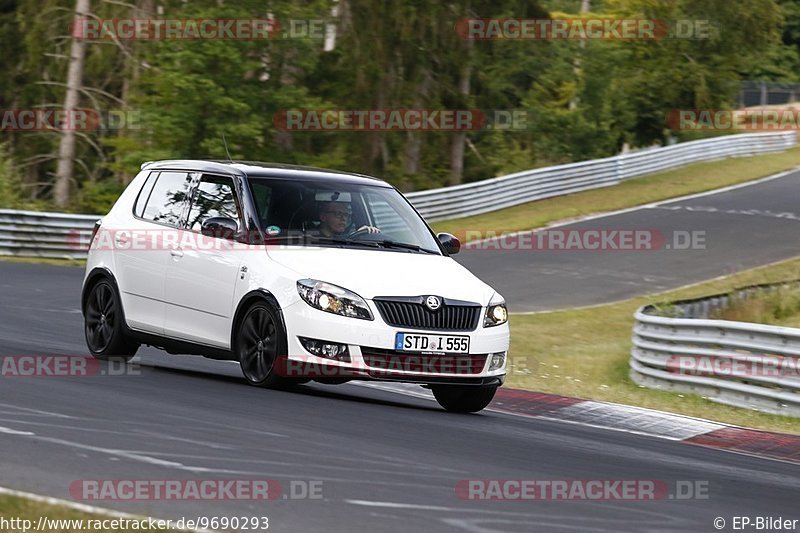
[81,160,510,412]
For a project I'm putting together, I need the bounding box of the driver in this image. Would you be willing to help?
[318,200,380,238]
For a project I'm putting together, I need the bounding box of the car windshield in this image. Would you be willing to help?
[248,177,442,254]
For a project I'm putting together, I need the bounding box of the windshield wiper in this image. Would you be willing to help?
[305,235,437,254]
[376,240,439,254]
[310,236,381,249]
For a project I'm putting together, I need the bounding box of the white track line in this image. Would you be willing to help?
[464,166,800,249]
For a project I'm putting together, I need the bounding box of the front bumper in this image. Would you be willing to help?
[281,300,509,384]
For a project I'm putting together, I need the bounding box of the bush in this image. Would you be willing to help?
[0,143,24,208]
[75,180,126,215]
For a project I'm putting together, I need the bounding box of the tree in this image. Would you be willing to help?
[54,0,89,208]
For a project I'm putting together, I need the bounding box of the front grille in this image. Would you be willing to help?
[361,347,487,375]
[373,297,481,331]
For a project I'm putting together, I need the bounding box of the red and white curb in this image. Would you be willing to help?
[357,382,800,464]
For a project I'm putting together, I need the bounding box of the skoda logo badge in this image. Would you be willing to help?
[425,295,441,311]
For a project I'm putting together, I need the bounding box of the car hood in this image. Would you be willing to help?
[267,247,497,304]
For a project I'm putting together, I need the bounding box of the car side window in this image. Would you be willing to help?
[133,172,157,218]
[140,171,192,226]
[250,181,272,222]
[263,182,304,232]
[186,175,241,233]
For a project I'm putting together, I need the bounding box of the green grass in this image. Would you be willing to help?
[432,146,800,240]
[0,494,164,533]
[505,256,800,434]
[710,285,800,328]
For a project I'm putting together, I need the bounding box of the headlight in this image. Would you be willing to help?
[484,295,508,327]
[297,279,373,320]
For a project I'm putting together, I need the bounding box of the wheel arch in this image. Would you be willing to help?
[230,289,288,354]
[81,267,120,316]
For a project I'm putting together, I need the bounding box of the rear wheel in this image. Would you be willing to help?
[84,279,139,361]
[431,385,497,413]
[237,302,293,388]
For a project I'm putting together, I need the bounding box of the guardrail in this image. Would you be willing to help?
[0,209,97,260]
[0,131,797,259]
[406,131,797,221]
[630,282,800,417]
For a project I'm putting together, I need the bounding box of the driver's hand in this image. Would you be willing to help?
[355,225,381,234]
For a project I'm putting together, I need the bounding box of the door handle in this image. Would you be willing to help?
[115,234,129,245]
[170,247,184,258]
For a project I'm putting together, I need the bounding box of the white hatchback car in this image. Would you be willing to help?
[82,160,509,412]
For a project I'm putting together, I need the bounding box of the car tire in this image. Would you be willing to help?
[84,279,139,361]
[431,385,497,413]
[236,301,293,388]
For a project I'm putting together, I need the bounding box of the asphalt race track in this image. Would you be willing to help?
[1,170,800,531]
[457,169,800,311]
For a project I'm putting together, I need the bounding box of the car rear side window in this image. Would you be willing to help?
[186,175,241,232]
[133,172,157,218]
[140,171,192,226]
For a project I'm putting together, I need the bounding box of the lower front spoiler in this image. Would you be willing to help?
[369,374,505,387]
[277,358,505,386]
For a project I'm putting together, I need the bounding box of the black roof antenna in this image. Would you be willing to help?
[222,133,233,163]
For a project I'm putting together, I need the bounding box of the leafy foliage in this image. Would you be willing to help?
[0,0,790,209]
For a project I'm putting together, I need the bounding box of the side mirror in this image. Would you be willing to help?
[201,216,239,240]
[437,232,461,255]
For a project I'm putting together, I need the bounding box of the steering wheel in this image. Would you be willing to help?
[348,225,381,239]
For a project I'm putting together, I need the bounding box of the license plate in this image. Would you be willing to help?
[395,332,470,354]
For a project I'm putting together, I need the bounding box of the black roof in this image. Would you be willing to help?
[141,159,391,187]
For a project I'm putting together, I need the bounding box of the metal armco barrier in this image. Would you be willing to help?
[406,131,797,221]
[0,209,97,260]
[0,131,796,259]
[630,282,800,417]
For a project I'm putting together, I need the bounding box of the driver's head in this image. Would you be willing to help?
[318,201,352,236]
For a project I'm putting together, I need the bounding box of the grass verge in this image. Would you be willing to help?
[0,494,163,533]
[710,284,800,328]
[506,256,800,434]
[0,256,85,267]
[432,146,800,239]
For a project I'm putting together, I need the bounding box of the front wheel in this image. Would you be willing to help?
[237,302,293,388]
[431,385,497,413]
